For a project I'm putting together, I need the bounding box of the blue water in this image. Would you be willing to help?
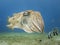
[0,0,60,33]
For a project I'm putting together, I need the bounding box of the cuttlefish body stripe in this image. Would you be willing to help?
[36,16,44,31]
[23,25,33,33]
[23,23,39,33]
[32,22,41,32]
[35,12,44,32]
[32,21,42,32]
[29,15,40,32]
[31,15,42,32]
[27,25,35,32]
[31,23,39,32]
[28,23,38,32]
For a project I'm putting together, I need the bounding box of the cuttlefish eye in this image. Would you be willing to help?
[23,11,30,16]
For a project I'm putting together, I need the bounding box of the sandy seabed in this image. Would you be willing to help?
[0,32,60,45]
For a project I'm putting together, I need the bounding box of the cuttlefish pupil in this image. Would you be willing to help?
[23,11,30,16]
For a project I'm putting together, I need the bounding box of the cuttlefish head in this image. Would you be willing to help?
[6,10,31,29]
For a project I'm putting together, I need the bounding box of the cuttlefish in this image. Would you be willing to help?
[7,10,44,33]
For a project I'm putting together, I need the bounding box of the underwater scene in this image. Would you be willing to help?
[0,0,60,45]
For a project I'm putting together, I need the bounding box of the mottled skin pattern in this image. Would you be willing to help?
[7,10,44,33]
